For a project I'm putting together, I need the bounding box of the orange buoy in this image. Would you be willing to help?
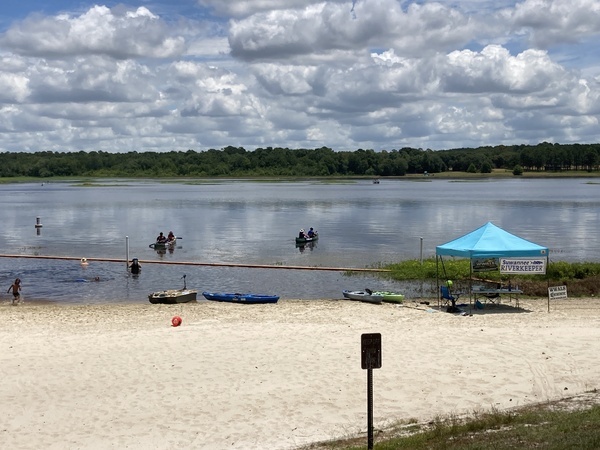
[171,316,182,327]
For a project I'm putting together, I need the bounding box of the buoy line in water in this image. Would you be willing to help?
[0,254,390,273]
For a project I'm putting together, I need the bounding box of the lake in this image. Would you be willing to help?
[1,178,598,304]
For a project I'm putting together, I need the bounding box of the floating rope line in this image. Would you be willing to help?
[0,254,390,273]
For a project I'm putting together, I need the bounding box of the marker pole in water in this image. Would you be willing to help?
[126,236,129,269]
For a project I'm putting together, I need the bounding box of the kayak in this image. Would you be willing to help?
[373,291,405,303]
[342,290,383,304]
[149,237,178,249]
[202,292,279,304]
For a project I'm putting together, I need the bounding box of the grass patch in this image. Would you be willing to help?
[301,391,600,449]
[382,259,600,297]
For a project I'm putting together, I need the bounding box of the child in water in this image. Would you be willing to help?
[7,278,22,305]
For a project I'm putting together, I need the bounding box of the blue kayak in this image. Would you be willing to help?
[202,292,279,304]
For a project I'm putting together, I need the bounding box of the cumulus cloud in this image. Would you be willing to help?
[229,1,476,60]
[0,1,599,153]
[198,0,340,18]
[0,5,185,59]
[506,0,600,47]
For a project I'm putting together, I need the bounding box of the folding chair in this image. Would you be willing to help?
[440,285,461,312]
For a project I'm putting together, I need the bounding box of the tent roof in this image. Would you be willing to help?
[436,222,548,258]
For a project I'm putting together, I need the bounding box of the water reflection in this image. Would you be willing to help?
[0,178,598,304]
[296,241,316,253]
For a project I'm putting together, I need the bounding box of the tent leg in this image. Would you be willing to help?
[436,256,440,309]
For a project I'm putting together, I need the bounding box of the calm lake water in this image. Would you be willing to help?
[1,178,598,304]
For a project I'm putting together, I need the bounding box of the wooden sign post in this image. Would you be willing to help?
[361,333,382,450]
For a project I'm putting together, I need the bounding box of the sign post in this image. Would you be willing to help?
[361,333,382,450]
[548,285,568,312]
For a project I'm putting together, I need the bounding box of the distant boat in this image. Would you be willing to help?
[296,231,319,244]
[149,237,179,250]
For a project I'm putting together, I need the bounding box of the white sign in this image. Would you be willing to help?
[548,285,568,300]
[500,258,546,274]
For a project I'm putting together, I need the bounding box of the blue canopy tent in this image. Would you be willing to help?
[435,222,549,309]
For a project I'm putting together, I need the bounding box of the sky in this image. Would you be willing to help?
[1,0,599,153]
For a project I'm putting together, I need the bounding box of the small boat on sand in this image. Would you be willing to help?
[373,291,405,303]
[202,292,279,304]
[148,274,197,304]
[148,289,197,304]
[342,290,383,304]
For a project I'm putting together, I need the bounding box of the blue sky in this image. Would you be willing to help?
[1,0,599,153]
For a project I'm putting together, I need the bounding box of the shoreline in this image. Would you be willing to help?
[2,298,600,449]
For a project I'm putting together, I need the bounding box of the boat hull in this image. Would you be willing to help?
[342,290,383,304]
[295,234,318,244]
[148,289,197,304]
[374,292,405,303]
[149,238,177,249]
[202,292,279,304]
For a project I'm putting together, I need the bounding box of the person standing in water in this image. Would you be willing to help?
[7,278,22,305]
[129,258,142,274]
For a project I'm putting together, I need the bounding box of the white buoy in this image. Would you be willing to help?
[34,217,43,228]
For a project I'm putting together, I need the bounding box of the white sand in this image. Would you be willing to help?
[1,297,600,449]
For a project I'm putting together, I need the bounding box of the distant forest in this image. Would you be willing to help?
[1,142,599,178]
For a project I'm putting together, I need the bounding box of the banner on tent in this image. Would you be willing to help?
[500,258,546,274]
[471,258,499,272]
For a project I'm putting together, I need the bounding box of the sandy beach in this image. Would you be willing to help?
[2,297,600,449]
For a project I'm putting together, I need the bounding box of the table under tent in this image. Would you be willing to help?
[435,222,549,312]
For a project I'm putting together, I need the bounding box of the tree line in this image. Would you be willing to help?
[1,142,598,178]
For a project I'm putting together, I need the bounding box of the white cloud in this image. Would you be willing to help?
[0,1,600,153]
[507,0,600,47]
[198,0,338,18]
[0,5,185,59]
[229,1,476,60]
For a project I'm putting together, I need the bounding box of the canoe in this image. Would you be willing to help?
[295,233,319,244]
[202,292,279,304]
[373,291,405,303]
[342,290,383,304]
[148,289,197,304]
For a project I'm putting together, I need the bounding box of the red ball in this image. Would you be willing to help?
[171,316,182,327]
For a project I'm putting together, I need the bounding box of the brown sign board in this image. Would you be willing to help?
[361,333,382,369]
